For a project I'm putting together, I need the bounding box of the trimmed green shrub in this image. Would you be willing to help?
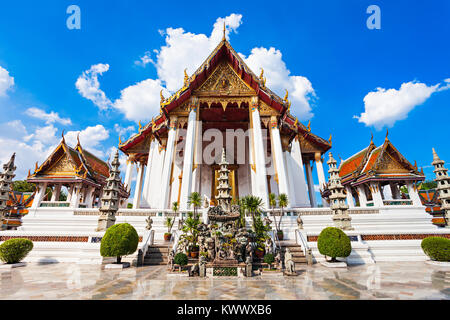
[0,238,33,264]
[174,252,188,266]
[421,237,450,262]
[317,227,351,262]
[100,223,139,264]
[263,253,275,266]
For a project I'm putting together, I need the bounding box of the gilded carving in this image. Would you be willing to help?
[47,155,76,175]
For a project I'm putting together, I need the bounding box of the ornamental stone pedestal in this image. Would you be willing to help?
[432,148,450,227]
[327,153,353,230]
[0,153,16,227]
[96,150,121,231]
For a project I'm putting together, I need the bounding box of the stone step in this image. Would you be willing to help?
[144,253,167,259]
[144,261,167,266]
[147,247,170,253]
[144,258,168,264]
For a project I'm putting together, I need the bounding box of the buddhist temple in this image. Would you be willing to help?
[27,135,129,209]
[331,134,425,208]
[119,33,331,211]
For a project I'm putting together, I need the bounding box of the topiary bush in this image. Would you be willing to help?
[317,227,351,262]
[174,252,188,271]
[421,237,450,262]
[263,253,275,268]
[100,223,139,264]
[0,238,33,264]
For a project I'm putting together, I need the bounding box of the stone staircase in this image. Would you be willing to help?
[279,241,308,265]
[143,243,172,266]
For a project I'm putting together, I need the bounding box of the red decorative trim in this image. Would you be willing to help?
[0,236,89,242]
[307,234,450,242]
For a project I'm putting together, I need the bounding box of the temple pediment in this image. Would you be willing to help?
[194,61,255,97]
[46,154,77,175]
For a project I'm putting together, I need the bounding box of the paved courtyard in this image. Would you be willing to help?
[0,262,448,300]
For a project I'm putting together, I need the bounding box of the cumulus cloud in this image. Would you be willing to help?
[242,47,316,119]
[113,79,169,122]
[75,63,112,110]
[0,66,14,96]
[114,124,135,138]
[134,51,154,67]
[354,80,450,130]
[65,124,110,156]
[26,107,72,125]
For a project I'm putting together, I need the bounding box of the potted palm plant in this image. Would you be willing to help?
[182,212,200,258]
[164,216,175,241]
[188,192,202,219]
[276,193,289,240]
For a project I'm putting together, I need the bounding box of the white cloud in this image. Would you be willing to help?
[354,80,450,130]
[75,63,112,110]
[0,66,14,97]
[154,14,243,91]
[134,51,154,67]
[26,107,72,125]
[114,124,135,138]
[65,124,110,157]
[242,47,316,120]
[113,79,169,122]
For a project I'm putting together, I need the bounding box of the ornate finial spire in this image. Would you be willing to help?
[259,68,264,79]
[413,160,418,171]
[432,148,440,162]
[222,21,226,41]
[370,131,374,144]
[329,134,332,146]
[283,89,289,102]
[138,120,142,132]
[160,89,165,103]
[385,128,389,141]
[307,120,311,132]
[35,161,38,171]
[0,153,16,220]
[76,132,81,146]
[119,135,122,145]
[61,130,65,143]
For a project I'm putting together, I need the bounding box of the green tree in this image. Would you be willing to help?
[187,192,202,219]
[420,180,438,190]
[277,193,289,231]
[100,223,139,264]
[12,180,35,192]
[317,227,351,262]
[182,212,200,249]
[242,195,264,231]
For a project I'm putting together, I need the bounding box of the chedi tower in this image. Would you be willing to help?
[431,148,450,227]
[0,153,16,226]
[327,152,353,230]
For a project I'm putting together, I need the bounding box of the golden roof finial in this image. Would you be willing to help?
[61,130,65,143]
[35,161,38,171]
[28,169,31,177]
[294,117,298,127]
[283,89,289,102]
[138,120,142,132]
[370,131,374,144]
[385,128,389,141]
[160,89,165,103]
[307,120,311,132]
[119,135,122,145]
[76,132,81,146]
[329,134,332,146]
[222,21,226,41]
[259,68,264,80]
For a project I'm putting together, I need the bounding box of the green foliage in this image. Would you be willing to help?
[0,238,33,264]
[127,203,133,208]
[317,227,352,261]
[164,217,174,234]
[188,192,202,218]
[241,195,264,231]
[263,253,275,265]
[276,193,289,230]
[12,180,35,192]
[269,193,277,208]
[172,201,179,213]
[421,237,450,262]
[182,212,200,247]
[100,223,139,263]
[174,252,188,266]
[420,180,438,190]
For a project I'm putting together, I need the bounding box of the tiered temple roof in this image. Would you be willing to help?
[118,36,331,162]
[339,135,425,187]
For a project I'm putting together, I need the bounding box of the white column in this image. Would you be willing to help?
[250,99,269,208]
[142,139,157,207]
[289,138,309,207]
[356,185,367,207]
[31,182,47,209]
[305,161,317,207]
[50,183,61,202]
[406,182,422,206]
[160,118,178,209]
[70,183,81,208]
[314,153,326,192]
[269,116,290,201]
[149,145,165,208]
[85,186,95,208]
[124,160,133,192]
[180,103,198,210]
[345,185,355,208]
[132,163,144,209]
[370,182,384,207]
[284,152,297,206]
[66,185,72,202]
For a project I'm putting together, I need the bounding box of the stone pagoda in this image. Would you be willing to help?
[96,150,121,231]
[327,152,353,230]
[0,153,16,227]
[216,148,232,212]
[431,148,450,227]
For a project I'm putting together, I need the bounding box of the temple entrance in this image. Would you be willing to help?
[211,164,239,205]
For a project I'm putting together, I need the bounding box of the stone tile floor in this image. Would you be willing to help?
[0,262,448,299]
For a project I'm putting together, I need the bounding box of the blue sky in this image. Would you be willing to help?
[0,0,449,195]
